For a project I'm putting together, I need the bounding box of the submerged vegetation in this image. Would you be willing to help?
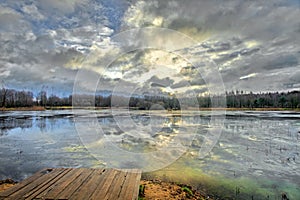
[143,164,298,200]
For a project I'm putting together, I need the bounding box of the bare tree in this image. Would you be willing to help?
[0,81,8,107]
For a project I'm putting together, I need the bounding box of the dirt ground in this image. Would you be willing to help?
[0,179,17,192]
[140,180,210,200]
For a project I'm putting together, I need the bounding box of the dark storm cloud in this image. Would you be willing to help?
[147,76,174,87]
[260,55,298,70]
[171,80,189,89]
[289,71,300,83]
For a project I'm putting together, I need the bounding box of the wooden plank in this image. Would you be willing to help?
[89,169,120,200]
[105,170,129,200]
[118,169,141,200]
[0,168,67,200]
[117,169,140,200]
[129,169,142,200]
[23,168,72,199]
[0,168,52,197]
[1,168,142,200]
[0,169,60,200]
[69,168,106,200]
[55,168,94,199]
[87,169,117,200]
[27,168,83,199]
[10,168,71,200]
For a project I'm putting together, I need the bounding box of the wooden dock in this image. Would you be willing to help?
[0,168,141,200]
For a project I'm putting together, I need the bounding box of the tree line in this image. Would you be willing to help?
[0,88,34,107]
[188,90,299,108]
[223,90,300,108]
[0,88,71,108]
[0,87,299,109]
[160,90,300,109]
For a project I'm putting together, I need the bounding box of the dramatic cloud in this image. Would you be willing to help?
[0,0,299,96]
[121,0,300,92]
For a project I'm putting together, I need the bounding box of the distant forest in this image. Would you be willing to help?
[0,88,299,109]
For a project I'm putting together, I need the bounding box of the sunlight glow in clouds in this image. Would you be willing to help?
[0,0,299,96]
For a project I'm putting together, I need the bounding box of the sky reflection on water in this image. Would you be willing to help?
[0,110,299,199]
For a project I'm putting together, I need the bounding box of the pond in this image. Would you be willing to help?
[0,110,299,199]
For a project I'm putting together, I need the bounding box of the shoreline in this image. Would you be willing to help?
[0,176,293,200]
[0,179,17,193]
[0,106,299,112]
[0,178,209,200]
[0,106,46,111]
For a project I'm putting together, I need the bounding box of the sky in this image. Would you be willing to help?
[0,0,299,97]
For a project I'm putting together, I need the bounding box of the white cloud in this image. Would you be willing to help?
[0,0,299,95]
[240,73,258,80]
[0,0,113,93]
[120,0,300,92]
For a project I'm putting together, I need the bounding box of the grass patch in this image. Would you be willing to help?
[182,186,193,196]
[138,184,145,199]
[0,106,45,111]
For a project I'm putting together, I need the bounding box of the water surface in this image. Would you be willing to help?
[0,110,299,199]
